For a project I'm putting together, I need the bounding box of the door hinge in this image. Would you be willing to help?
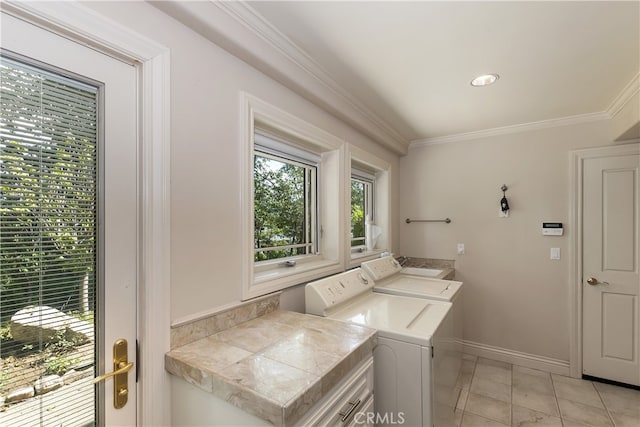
[136,339,139,383]
[431,347,434,358]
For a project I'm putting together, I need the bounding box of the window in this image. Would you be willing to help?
[254,134,318,262]
[241,93,344,299]
[349,146,391,266]
[350,172,374,250]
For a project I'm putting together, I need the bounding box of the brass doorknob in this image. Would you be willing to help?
[586,277,609,286]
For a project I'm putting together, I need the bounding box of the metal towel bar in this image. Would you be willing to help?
[405,218,452,224]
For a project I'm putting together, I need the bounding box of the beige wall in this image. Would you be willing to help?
[76,2,637,362]
[399,120,614,362]
[84,2,400,323]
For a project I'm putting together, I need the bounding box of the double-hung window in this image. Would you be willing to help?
[253,132,318,262]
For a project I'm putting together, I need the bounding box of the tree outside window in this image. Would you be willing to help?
[351,180,365,247]
[253,153,315,261]
[351,177,373,249]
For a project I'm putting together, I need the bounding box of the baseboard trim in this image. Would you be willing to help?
[462,340,571,376]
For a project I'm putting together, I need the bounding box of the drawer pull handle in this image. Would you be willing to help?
[339,399,362,422]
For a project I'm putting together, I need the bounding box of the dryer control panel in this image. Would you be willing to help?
[361,255,402,281]
[305,268,374,316]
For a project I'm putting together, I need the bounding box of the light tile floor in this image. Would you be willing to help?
[455,355,640,427]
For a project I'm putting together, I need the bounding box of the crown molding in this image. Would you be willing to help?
[607,73,640,118]
[150,0,409,155]
[412,73,639,148]
[218,2,409,153]
[410,111,611,148]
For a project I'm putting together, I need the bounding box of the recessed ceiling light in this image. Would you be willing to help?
[471,74,499,87]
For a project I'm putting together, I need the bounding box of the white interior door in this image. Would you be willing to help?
[582,145,640,386]
[1,12,138,425]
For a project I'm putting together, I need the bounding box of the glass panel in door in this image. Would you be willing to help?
[0,54,98,426]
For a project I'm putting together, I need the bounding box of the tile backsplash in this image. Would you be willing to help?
[404,257,455,269]
[170,292,280,349]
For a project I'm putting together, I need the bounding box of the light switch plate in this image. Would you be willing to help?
[550,248,560,260]
[457,243,465,255]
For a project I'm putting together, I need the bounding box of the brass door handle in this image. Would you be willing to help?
[92,361,133,384]
[587,277,610,286]
[94,339,131,409]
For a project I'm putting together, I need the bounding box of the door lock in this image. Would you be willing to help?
[93,339,132,409]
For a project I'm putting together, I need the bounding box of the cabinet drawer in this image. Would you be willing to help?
[345,396,374,427]
[295,357,373,426]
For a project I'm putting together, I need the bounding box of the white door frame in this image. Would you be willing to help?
[569,141,640,379]
[1,1,172,424]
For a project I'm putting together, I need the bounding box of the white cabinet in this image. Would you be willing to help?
[295,357,374,426]
[171,356,374,426]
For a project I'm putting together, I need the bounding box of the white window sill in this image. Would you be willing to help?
[246,257,342,300]
[349,249,386,268]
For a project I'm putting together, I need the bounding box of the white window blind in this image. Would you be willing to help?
[351,167,376,183]
[254,130,321,166]
[0,55,98,426]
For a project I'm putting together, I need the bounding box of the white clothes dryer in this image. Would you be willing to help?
[362,256,462,303]
[306,268,456,427]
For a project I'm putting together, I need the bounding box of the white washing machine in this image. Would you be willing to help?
[362,256,464,426]
[306,268,456,427]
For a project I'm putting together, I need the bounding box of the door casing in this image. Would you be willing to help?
[0,2,172,424]
[570,142,640,379]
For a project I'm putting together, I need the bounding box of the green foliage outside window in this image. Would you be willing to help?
[351,180,365,247]
[253,154,312,261]
[1,61,97,323]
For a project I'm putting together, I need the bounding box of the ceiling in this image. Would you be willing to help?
[247,1,639,144]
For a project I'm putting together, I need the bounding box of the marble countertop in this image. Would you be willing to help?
[402,257,456,280]
[165,310,377,426]
[429,267,455,280]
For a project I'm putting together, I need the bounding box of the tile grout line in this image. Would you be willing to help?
[464,358,514,427]
[460,357,477,425]
[593,381,617,427]
[549,374,564,426]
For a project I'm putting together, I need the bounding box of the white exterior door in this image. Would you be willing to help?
[1,12,138,425]
[582,144,640,386]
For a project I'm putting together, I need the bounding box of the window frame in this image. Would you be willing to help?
[253,137,319,263]
[348,144,391,267]
[241,93,345,300]
[350,172,375,251]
